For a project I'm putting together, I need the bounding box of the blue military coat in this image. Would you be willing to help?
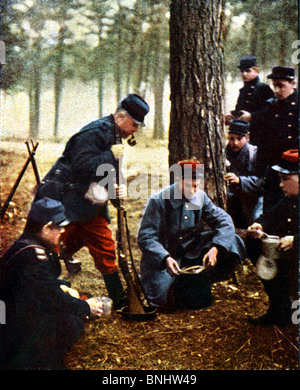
[137,184,246,307]
[36,115,117,222]
[0,234,90,369]
[226,142,264,226]
[233,76,274,145]
[251,90,299,171]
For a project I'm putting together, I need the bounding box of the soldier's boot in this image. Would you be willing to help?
[103,272,128,310]
[248,271,292,326]
[60,247,82,276]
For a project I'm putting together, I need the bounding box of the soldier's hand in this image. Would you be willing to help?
[224,113,234,125]
[203,247,218,270]
[238,110,251,122]
[87,298,104,319]
[247,223,264,239]
[114,184,127,199]
[278,235,294,252]
[165,256,181,277]
[111,144,124,158]
[225,172,240,184]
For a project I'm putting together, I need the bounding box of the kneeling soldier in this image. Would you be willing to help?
[0,197,103,369]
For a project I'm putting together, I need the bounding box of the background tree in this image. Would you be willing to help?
[147,3,169,140]
[1,0,298,142]
[75,0,111,118]
[224,0,298,79]
[169,0,226,207]
[24,3,49,139]
[0,0,27,91]
[45,0,82,140]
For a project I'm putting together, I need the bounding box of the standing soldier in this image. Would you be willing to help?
[240,66,299,212]
[225,56,274,145]
[35,94,150,310]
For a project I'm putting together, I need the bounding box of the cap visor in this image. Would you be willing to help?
[57,219,70,227]
[132,118,145,127]
[271,165,298,174]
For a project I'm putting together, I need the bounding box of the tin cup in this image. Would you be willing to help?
[100,296,113,315]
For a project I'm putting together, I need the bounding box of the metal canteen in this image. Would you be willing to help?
[255,235,280,280]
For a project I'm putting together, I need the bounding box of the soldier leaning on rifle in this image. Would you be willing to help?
[0,198,103,369]
[225,56,274,145]
[239,66,299,213]
[35,94,149,310]
[246,150,299,326]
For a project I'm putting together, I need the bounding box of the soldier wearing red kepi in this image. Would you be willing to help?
[246,150,299,326]
[239,66,299,214]
[138,159,246,312]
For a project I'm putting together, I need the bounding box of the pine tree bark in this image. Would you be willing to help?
[169,0,226,207]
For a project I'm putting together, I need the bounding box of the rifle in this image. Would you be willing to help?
[1,141,40,220]
[114,146,156,321]
[25,140,41,185]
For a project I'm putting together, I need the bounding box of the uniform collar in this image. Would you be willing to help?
[168,184,205,210]
[244,76,260,88]
[270,89,298,106]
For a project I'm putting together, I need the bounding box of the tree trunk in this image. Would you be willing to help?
[153,41,165,139]
[98,71,104,118]
[53,30,65,140]
[29,65,41,140]
[169,0,226,208]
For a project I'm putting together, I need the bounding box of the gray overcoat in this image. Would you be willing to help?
[137,184,246,307]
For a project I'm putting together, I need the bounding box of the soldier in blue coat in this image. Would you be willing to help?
[0,198,103,369]
[35,94,149,310]
[137,160,246,312]
[225,120,264,228]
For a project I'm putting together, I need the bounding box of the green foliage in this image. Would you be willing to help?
[224,0,298,79]
[1,0,297,138]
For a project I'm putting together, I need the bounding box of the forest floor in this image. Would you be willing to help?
[0,138,299,372]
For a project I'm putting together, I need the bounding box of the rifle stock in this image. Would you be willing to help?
[116,203,145,314]
[114,154,156,320]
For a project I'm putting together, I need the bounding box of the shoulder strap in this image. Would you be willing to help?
[8,245,45,261]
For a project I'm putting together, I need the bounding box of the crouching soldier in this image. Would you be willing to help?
[137,160,246,312]
[225,119,264,228]
[246,150,299,326]
[0,198,103,369]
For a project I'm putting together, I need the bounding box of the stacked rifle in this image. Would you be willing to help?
[1,141,40,221]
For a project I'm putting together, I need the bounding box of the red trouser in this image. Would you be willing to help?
[60,214,118,275]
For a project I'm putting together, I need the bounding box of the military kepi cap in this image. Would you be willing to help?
[177,159,204,179]
[267,66,295,80]
[228,120,250,136]
[272,150,299,174]
[120,93,149,126]
[238,56,257,70]
[28,197,69,226]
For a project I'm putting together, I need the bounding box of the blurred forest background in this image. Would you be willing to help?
[0,0,298,142]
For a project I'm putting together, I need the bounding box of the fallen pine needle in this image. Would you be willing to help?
[236,338,251,354]
[274,326,299,352]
